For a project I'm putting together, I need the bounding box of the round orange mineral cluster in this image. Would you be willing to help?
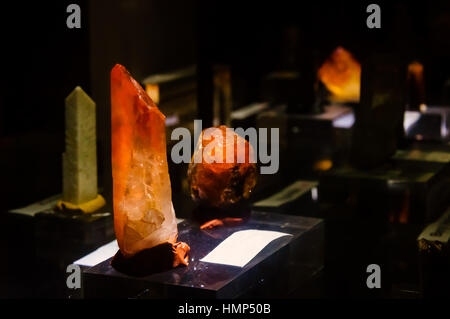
[188,126,257,208]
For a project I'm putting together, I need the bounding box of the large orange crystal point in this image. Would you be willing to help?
[111,64,179,258]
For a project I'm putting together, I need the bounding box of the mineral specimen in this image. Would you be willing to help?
[407,61,426,111]
[188,126,257,208]
[56,86,106,214]
[318,46,361,102]
[111,64,189,263]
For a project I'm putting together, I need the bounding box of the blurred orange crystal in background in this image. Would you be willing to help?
[111,64,187,261]
[188,126,257,208]
[407,61,426,111]
[318,46,361,102]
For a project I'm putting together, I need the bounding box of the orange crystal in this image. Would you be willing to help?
[318,46,361,102]
[111,64,180,258]
[188,125,257,208]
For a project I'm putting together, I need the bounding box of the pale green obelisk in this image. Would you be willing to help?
[62,86,98,204]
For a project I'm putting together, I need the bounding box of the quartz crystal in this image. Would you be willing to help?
[111,64,180,258]
[188,125,257,208]
[318,46,361,102]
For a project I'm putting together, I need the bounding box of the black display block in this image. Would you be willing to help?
[83,211,324,298]
[4,195,114,298]
[319,149,450,297]
[320,148,450,223]
[418,207,450,298]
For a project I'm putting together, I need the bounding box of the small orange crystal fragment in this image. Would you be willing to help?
[200,218,245,230]
[188,126,257,207]
[111,64,184,258]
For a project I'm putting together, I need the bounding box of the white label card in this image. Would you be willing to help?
[74,240,119,267]
[200,229,292,267]
[10,194,61,217]
[253,180,317,208]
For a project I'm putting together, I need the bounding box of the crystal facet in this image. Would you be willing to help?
[111,64,181,258]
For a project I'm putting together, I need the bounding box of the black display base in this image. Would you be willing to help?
[418,207,450,298]
[83,211,324,298]
[320,148,450,224]
[3,194,114,298]
[35,207,115,298]
[257,104,353,182]
[319,148,450,298]
[405,107,450,143]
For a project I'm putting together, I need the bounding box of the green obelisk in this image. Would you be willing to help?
[62,86,98,205]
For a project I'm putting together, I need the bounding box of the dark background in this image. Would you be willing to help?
[1,0,450,215]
